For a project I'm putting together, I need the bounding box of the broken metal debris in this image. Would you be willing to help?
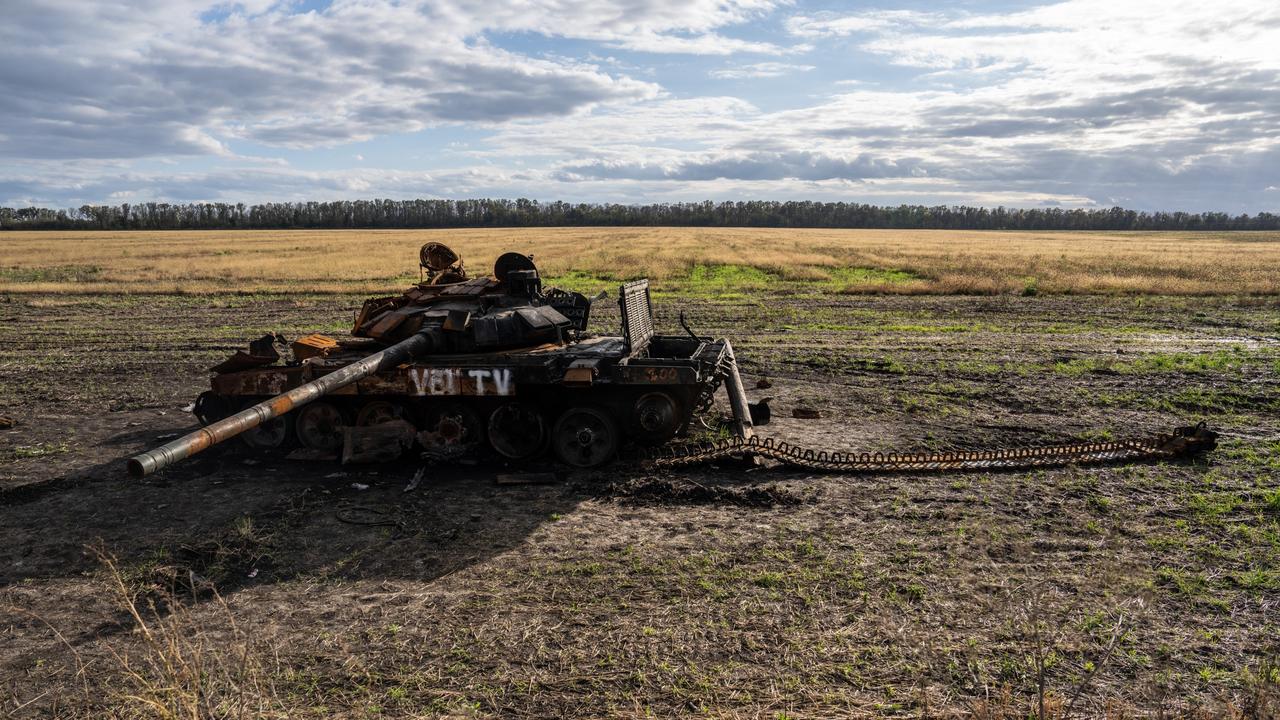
[403,467,425,493]
[342,419,416,465]
[748,398,772,426]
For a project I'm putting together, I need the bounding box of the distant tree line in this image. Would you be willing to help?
[1,199,1277,231]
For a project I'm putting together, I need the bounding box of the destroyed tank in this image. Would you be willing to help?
[128,243,757,477]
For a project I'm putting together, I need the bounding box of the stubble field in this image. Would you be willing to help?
[1,227,1279,295]
[1,228,1279,718]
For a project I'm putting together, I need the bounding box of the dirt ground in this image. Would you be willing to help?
[1,291,1278,717]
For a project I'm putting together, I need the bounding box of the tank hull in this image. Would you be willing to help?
[195,334,730,466]
[127,245,747,475]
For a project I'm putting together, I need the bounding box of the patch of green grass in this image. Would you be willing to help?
[780,320,990,333]
[1134,350,1248,373]
[1076,428,1115,442]
[684,264,779,296]
[1220,439,1280,471]
[1086,495,1113,514]
[1263,488,1280,515]
[1232,569,1280,593]
[900,582,927,603]
[1155,566,1209,597]
[794,352,907,375]
[781,321,866,332]
[1052,350,1248,377]
[1165,387,1256,413]
[824,267,923,286]
[1146,535,1186,551]
[5,442,70,460]
[898,392,938,414]
[752,571,786,589]
[882,323,989,333]
[1187,492,1242,520]
[1088,386,1268,414]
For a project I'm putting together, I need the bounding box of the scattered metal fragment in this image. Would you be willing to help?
[209,333,282,373]
[748,398,772,426]
[342,420,416,465]
[403,467,426,493]
[291,333,338,361]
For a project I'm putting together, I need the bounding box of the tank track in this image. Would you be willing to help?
[649,423,1218,473]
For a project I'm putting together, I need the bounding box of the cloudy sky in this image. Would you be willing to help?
[2,0,1278,211]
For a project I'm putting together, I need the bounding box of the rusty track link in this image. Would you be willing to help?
[651,423,1218,473]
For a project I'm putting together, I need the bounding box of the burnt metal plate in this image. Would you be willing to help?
[616,365,696,385]
[619,279,654,357]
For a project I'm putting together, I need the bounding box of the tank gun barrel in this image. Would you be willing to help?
[127,332,433,478]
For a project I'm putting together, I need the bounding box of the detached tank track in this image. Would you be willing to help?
[650,423,1217,473]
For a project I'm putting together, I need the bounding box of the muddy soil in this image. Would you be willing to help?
[1,293,1278,717]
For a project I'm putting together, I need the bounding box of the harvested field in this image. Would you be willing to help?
[1,232,1279,717]
[2,227,1279,295]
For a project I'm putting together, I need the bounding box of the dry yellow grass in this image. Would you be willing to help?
[1,227,1277,295]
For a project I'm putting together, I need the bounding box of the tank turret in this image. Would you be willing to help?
[350,244,588,350]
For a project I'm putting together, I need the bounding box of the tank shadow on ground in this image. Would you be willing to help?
[0,447,588,602]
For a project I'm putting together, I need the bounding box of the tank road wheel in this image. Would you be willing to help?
[420,403,484,453]
[356,400,407,427]
[295,401,347,452]
[631,392,682,444]
[552,407,618,468]
[193,391,233,426]
[487,403,547,461]
[239,400,291,450]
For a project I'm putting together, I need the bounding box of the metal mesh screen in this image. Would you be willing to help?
[619,279,654,356]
